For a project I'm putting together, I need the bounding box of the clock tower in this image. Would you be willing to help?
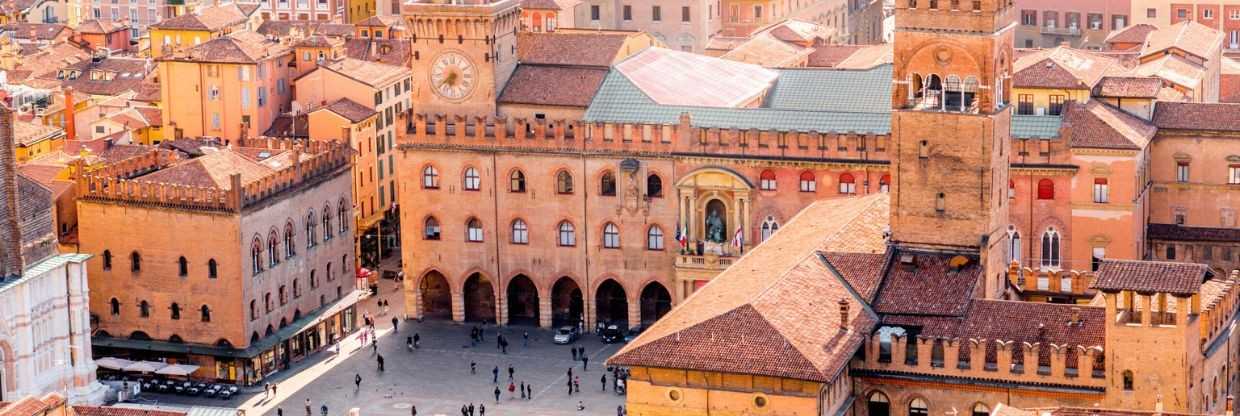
[402,0,521,117]
[888,0,1016,298]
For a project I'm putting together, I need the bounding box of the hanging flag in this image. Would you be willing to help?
[731,226,744,251]
[676,221,687,248]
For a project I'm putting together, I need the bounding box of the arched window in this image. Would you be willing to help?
[511,219,529,244]
[1041,227,1061,269]
[284,221,296,258]
[838,173,856,194]
[760,216,780,242]
[423,165,440,189]
[322,204,333,241]
[208,258,218,278]
[647,174,662,198]
[293,279,301,298]
[879,174,890,193]
[510,170,526,192]
[647,225,664,250]
[110,298,120,315]
[799,171,817,192]
[556,170,573,194]
[279,285,287,305]
[1037,178,1054,200]
[251,237,263,274]
[972,403,990,416]
[268,231,280,267]
[1008,229,1022,265]
[603,223,620,248]
[909,398,929,416]
[1123,370,1134,390]
[102,250,112,270]
[139,300,150,318]
[466,218,484,242]
[424,217,441,240]
[600,171,616,196]
[170,303,181,320]
[310,270,318,289]
[935,193,946,212]
[201,305,211,322]
[306,210,318,248]
[759,170,776,190]
[264,293,273,312]
[177,256,188,276]
[249,300,258,321]
[463,167,481,191]
[867,392,890,416]
[338,199,348,234]
[558,221,576,246]
[130,251,141,272]
[327,263,334,281]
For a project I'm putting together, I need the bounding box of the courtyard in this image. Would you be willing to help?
[127,285,629,416]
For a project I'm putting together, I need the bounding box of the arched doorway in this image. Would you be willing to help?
[595,279,628,328]
[419,270,452,319]
[551,277,583,327]
[464,272,496,323]
[867,391,890,416]
[506,275,539,326]
[639,282,672,326]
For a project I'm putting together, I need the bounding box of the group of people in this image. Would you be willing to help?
[570,345,590,370]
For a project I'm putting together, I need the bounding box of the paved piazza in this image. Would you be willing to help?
[133,286,627,416]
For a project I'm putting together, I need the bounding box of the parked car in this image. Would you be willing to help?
[601,324,624,343]
[624,325,644,343]
[553,326,578,344]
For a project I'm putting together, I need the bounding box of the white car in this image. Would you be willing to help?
[553,326,578,344]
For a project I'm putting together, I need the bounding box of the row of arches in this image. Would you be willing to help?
[422,165,665,198]
[418,271,671,328]
[757,170,890,194]
[865,391,989,416]
[249,199,349,276]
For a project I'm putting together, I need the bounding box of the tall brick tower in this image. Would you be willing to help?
[888,0,1015,298]
[402,0,521,118]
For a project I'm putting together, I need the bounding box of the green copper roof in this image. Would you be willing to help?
[1010,115,1063,138]
[766,66,893,113]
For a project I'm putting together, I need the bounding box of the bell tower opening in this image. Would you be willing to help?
[888,0,1015,298]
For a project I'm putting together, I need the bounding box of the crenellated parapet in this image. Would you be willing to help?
[1199,270,1240,348]
[1006,261,1098,300]
[398,113,892,163]
[856,331,1107,390]
[78,137,352,214]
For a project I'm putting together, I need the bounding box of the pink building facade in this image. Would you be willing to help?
[1014,0,1132,49]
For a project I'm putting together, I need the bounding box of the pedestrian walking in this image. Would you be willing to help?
[617,405,624,416]
[494,386,501,403]
[277,408,283,416]
[479,404,485,416]
[468,403,475,416]
[354,373,362,392]
[507,365,514,380]
[567,367,573,379]
[500,338,508,354]
[304,398,312,416]
[566,379,573,396]
[571,346,578,361]
[407,336,414,352]
[263,383,269,398]
[526,383,533,400]
[574,376,580,393]
[470,361,477,374]
[377,354,385,372]
[582,355,589,371]
[601,374,607,391]
[460,405,467,416]
[522,331,529,347]
[392,316,398,331]
[577,401,585,411]
[411,405,417,416]
[492,366,499,383]
[519,382,526,399]
[507,381,515,398]
[414,333,420,348]
[320,404,328,416]
[579,346,586,360]
[272,383,278,397]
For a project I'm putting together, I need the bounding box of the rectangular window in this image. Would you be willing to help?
[590,5,599,20]
[652,5,660,21]
[1112,14,1127,30]
[1230,165,1240,184]
[623,4,630,20]
[753,5,762,18]
[1048,95,1065,115]
[681,6,690,22]
[241,87,250,109]
[1017,94,1034,115]
[1146,8,1155,18]
[729,4,738,22]
[1177,162,1189,183]
[211,113,221,130]
[1021,10,1036,25]
[378,159,384,180]
[1087,13,1102,29]
[239,66,250,81]
[379,185,385,206]
[1093,178,1109,203]
[258,87,267,107]
[1177,8,1187,19]
[1231,9,1240,20]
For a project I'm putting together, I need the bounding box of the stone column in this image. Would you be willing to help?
[496,287,507,326]
[627,294,640,330]
[451,290,464,323]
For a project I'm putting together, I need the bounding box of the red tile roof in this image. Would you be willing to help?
[1148,223,1240,243]
[1141,20,1224,61]
[520,0,560,10]
[1104,24,1157,48]
[516,32,633,67]
[1092,76,1162,98]
[0,396,51,416]
[822,251,886,301]
[872,249,980,317]
[318,98,377,123]
[1062,100,1154,150]
[1013,47,1122,89]
[1153,102,1240,132]
[884,300,1104,349]
[77,19,127,34]
[74,405,187,416]
[151,3,250,31]
[1091,259,1211,296]
[807,45,865,68]
[498,64,607,108]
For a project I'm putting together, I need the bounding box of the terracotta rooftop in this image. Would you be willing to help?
[1062,100,1154,150]
[77,19,127,34]
[1134,53,1205,89]
[821,251,887,302]
[883,300,1105,349]
[1148,223,1240,243]
[1014,47,1123,89]
[151,3,251,31]
[1153,102,1240,131]
[871,249,980,317]
[806,44,866,67]
[516,31,636,67]
[520,0,560,9]
[1141,20,1224,61]
[0,396,51,416]
[319,57,410,88]
[609,193,889,382]
[0,23,68,41]
[720,32,812,67]
[1092,76,1162,98]
[256,20,354,37]
[135,147,305,190]
[13,120,63,146]
[1091,259,1211,296]
[1104,23,1158,48]
[61,57,151,96]
[73,405,187,416]
[317,98,377,123]
[498,64,608,107]
[357,15,403,27]
[343,39,411,67]
[175,31,289,64]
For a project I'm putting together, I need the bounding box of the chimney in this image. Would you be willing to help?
[1070,307,1082,326]
[63,87,76,139]
[0,105,23,279]
[838,298,850,329]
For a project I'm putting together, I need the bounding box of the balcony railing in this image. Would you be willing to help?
[675,253,737,271]
[1040,25,1081,36]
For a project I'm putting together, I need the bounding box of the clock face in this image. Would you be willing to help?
[430,51,477,101]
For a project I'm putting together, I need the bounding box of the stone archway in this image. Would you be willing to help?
[506,275,539,326]
[0,340,12,402]
[551,277,583,328]
[595,279,628,328]
[464,272,496,323]
[640,282,672,326]
[419,270,452,320]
